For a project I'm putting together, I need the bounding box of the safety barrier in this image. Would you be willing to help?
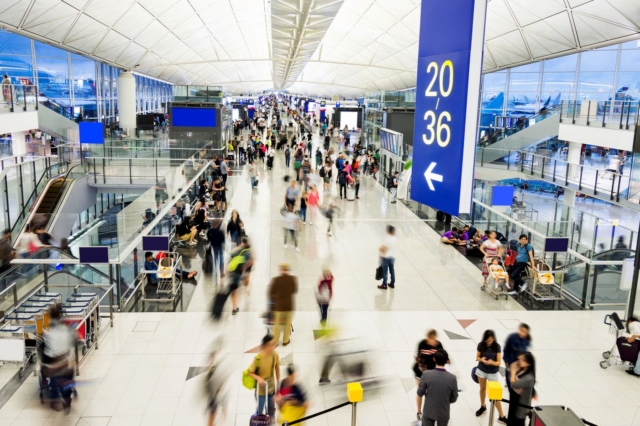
[283,382,363,426]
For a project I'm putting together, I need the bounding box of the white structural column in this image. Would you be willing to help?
[117,71,136,130]
[11,131,26,156]
[564,141,581,208]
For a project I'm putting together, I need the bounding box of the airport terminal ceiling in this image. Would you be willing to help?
[1,0,640,97]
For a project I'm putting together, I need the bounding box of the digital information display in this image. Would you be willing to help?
[544,237,569,254]
[492,186,514,206]
[410,0,487,216]
[79,122,104,144]
[380,130,400,156]
[171,107,217,128]
[79,246,109,264]
[142,236,170,252]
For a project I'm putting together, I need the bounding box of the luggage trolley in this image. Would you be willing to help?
[0,325,28,378]
[60,305,90,355]
[600,312,639,369]
[3,312,43,374]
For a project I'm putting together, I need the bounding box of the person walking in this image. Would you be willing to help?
[315,268,333,326]
[226,210,244,248]
[390,171,399,203]
[307,185,320,225]
[219,157,228,187]
[414,330,444,420]
[321,161,332,191]
[285,180,299,211]
[507,352,536,426]
[338,168,347,199]
[276,365,309,425]
[227,237,253,315]
[475,330,508,424]
[377,225,396,290]
[283,205,301,251]
[248,159,259,189]
[284,145,291,168]
[417,349,458,426]
[246,335,280,419]
[206,219,225,281]
[268,263,298,346]
[503,324,532,390]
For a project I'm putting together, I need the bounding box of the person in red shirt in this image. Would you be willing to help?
[315,268,333,326]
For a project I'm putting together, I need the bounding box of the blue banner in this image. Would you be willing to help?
[79,122,104,144]
[410,0,487,216]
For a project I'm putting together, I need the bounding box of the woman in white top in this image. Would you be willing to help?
[480,231,503,286]
[16,225,43,258]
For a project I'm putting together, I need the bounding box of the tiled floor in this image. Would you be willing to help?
[1,123,640,425]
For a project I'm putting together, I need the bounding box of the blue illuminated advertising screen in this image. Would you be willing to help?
[79,122,104,144]
[410,0,487,216]
[544,238,569,253]
[492,186,514,206]
[171,107,217,128]
[142,236,170,251]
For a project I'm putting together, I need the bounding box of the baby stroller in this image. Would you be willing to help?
[600,312,639,369]
[481,256,511,300]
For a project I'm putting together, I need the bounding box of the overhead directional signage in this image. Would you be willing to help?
[410,0,487,216]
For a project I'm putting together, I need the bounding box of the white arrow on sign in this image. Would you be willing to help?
[424,162,443,191]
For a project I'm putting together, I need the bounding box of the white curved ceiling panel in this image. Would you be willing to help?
[0,0,638,97]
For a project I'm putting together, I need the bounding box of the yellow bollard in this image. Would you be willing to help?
[487,381,503,424]
[347,382,363,403]
[347,382,363,426]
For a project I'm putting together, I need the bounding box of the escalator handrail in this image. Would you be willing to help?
[0,246,115,288]
[9,161,69,239]
[564,248,634,269]
[44,162,89,222]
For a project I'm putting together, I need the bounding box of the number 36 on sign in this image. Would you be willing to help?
[422,60,453,148]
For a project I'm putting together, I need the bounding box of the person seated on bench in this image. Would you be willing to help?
[176,218,198,246]
[441,227,465,246]
[144,251,197,284]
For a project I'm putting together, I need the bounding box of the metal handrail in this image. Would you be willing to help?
[9,161,69,241]
[44,162,89,223]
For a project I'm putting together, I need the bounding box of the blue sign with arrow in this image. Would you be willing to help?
[410,0,487,216]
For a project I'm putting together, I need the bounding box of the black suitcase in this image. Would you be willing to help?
[617,337,639,365]
[202,249,213,274]
[211,288,230,320]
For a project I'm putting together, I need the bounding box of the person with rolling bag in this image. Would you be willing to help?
[243,335,280,424]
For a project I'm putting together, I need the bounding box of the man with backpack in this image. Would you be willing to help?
[284,145,291,168]
[508,234,535,295]
[228,237,253,315]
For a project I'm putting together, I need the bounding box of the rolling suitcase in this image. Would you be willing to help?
[250,382,272,426]
[617,337,640,365]
[202,248,213,274]
[346,186,355,201]
[211,287,231,321]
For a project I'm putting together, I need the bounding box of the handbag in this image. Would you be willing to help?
[242,355,260,390]
[471,366,479,383]
[375,266,383,281]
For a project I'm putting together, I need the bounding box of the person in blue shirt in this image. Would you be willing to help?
[508,235,535,294]
[503,323,532,390]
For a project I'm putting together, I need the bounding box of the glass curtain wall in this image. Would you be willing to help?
[480,41,640,116]
[0,29,172,124]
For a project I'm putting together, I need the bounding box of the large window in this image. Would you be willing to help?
[0,29,172,124]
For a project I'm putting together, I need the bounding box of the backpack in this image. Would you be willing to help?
[228,249,249,272]
[285,148,290,156]
[319,167,326,178]
[386,177,394,189]
[242,355,260,389]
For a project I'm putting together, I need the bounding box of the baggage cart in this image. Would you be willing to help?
[600,312,639,369]
[0,325,29,377]
[60,306,89,355]
[4,312,42,372]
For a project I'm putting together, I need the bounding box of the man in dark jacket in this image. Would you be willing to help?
[268,263,298,346]
[417,349,458,426]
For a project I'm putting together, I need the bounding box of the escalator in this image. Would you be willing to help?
[0,247,120,318]
[562,248,634,308]
[12,163,88,242]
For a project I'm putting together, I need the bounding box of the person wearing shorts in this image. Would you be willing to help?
[475,330,507,424]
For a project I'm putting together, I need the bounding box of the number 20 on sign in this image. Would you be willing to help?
[422,60,453,148]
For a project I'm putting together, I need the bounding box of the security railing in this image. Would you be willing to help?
[476,147,631,203]
[559,99,639,130]
[478,105,560,148]
[0,84,39,113]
